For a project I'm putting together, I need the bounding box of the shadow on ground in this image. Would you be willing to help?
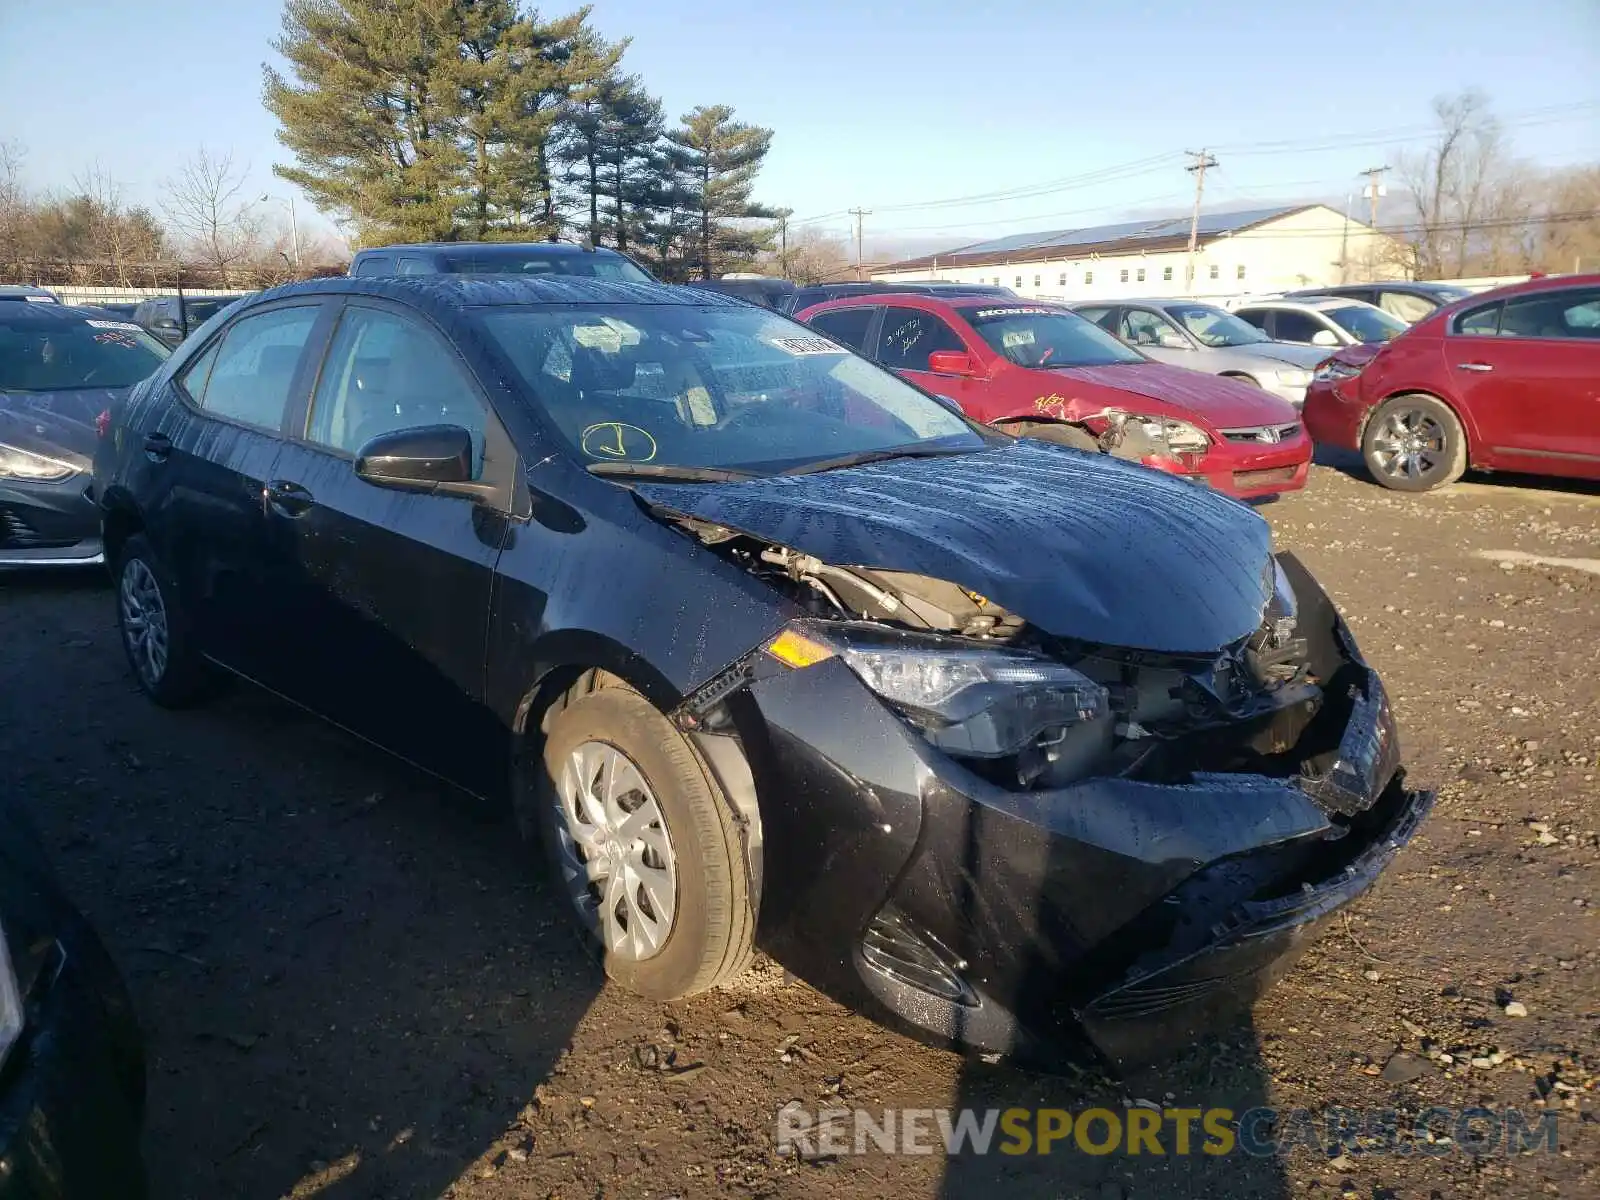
[1314,443,1600,498]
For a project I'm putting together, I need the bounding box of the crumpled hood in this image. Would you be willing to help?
[1054,362,1297,427]
[634,440,1274,655]
[0,388,122,467]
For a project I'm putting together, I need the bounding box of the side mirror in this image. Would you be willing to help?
[930,393,965,417]
[1311,329,1340,347]
[355,424,473,490]
[927,349,978,377]
[1156,330,1190,350]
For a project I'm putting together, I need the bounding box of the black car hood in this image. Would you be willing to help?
[0,387,121,467]
[633,440,1275,655]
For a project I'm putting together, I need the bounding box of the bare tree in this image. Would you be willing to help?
[73,164,165,285]
[759,225,850,283]
[0,141,31,270]
[1396,91,1533,278]
[163,149,264,282]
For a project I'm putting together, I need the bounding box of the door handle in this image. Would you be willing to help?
[263,478,314,518]
[1456,362,1494,372]
[142,431,172,462]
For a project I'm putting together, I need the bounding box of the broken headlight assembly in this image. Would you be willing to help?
[766,624,1109,758]
[1312,358,1365,383]
[1097,411,1211,459]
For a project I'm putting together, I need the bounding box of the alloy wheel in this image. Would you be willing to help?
[1368,406,1448,483]
[119,558,169,688]
[552,741,678,962]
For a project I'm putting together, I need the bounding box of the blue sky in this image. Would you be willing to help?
[1,0,1595,253]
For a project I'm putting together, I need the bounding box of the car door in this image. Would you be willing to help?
[1119,306,1193,365]
[140,301,332,681]
[267,299,519,796]
[874,305,989,412]
[1445,287,1600,469]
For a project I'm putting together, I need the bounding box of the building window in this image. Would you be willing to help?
[1163,266,1173,281]
[1015,276,1022,288]
[1084,270,1094,285]
[1033,274,1041,288]
[1237,265,1246,280]
[1136,267,1146,282]
[1119,268,1129,283]
[1058,273,1067,286]
[1209,264,1219,280]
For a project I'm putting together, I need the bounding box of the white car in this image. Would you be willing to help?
[1230,297,1408,348]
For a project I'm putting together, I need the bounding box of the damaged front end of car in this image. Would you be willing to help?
[650,502,1432,1071]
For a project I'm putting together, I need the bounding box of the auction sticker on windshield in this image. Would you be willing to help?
[85,320,143,331]
[972,307,1062,319]
[768,335,846,356]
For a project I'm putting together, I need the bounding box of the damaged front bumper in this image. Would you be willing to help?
[683,571,1433,1071]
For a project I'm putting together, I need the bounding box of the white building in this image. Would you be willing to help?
[873,204,1407,302]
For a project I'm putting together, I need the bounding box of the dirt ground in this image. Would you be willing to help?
[2,456,1596,1200]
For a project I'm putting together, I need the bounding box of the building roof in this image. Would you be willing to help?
[880,205,1342,272]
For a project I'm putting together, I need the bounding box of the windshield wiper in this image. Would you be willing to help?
[780,444,971,476]
[586,461,757,482]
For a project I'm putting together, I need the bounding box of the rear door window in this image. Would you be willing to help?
[806,307,875,354]
[1454,302,1502,336]
[191,306,320,430]
[352,256,394,277]
[1496,288,1600,339]
[876,308,966,371]
[1271,310,1329,344]
[396,257,430,275]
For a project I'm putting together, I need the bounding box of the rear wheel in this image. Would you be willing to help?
[525,679,755,999]
[1361,394,1467,492]
[114,534,215,707]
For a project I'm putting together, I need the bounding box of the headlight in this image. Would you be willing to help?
[766,625,1108,757]
[1108,413,1210,457]
[0,442,77,482]
[1313,359,1364,383]
[1273,367,1313,387]
[0,920,22,1075]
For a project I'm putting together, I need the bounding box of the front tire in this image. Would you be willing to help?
[529,681,755,1000]
[1361,394,1467,492]
[114,534,214,707]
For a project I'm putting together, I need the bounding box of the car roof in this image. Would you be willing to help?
[355,241,628,258]
[231,274,748,313]
[1449,272,1600,304]
[0,300,121,325]
[1236,297,1370,312]
[0,284,58,301]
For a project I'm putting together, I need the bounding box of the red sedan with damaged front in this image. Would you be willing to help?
[796,295,1311,500]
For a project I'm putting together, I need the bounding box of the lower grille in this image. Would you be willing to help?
[0,506,77,550]
[1233,466,1299,489]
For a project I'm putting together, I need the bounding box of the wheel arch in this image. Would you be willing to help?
[97,487,146,567]
[509,630,684,740]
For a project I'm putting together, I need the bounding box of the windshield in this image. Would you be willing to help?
[963,305,1144,367]
[1325,303,1407,343]
[1163,303,1272,347]
[0,315,169,391]
[479,304,986,475]
[442,251,654,283]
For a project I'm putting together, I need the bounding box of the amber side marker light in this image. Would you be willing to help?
[764,629,836,669]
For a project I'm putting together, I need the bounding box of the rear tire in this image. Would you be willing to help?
[114,534,215,707]
[526,680,755,1000]
[1361,393,1467,492]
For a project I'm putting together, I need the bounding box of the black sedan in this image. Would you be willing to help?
[1,305,169,567]
[92,276,1431,1067]
[0,798,146,1197]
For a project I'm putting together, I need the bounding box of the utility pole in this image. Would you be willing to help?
[1184,150,1217,294]
[777,212,789,278]
[849,207,871,281]
[1358,165,1388,229]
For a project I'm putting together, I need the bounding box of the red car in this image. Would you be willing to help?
[796,295,1310,500]
[1303,273,1600,491]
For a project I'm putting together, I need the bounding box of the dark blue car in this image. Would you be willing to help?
[91,275,1430,1069]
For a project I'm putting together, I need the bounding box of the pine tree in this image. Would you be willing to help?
[667,105,775,280]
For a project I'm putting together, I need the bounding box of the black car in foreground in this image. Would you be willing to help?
[0,798,146,1197]
[93,275,1431,1068]
[1,304,169,567]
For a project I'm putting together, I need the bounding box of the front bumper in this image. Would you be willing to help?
[0,476,101,569]
[1142,433,1313,500]
[709,569,1430,1070]
[1302,379,1370,450]
[0,909,145,1197]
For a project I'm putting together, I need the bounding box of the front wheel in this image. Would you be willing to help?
[114,534,215,707]
[528,681,755,999]
[1361,394,1467,492]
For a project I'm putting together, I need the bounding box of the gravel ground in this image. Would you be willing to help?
[2,460,1596,1200]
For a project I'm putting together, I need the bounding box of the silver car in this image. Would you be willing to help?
[1071,299,1331,408]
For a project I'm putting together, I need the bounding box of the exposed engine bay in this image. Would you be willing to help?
[670,514,1337,794]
